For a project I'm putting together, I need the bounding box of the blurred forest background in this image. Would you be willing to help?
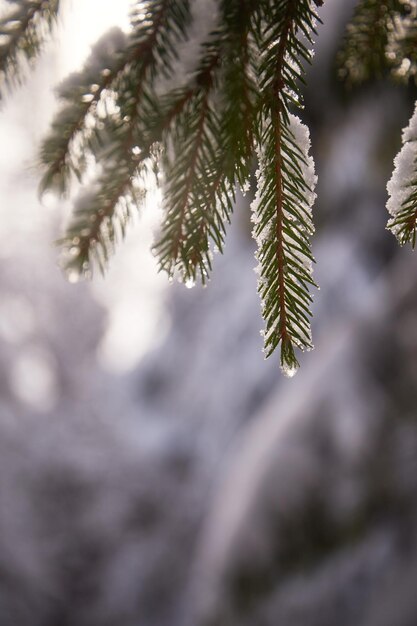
[1,1,417,625]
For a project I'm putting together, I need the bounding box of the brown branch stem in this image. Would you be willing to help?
[271,3,295,341]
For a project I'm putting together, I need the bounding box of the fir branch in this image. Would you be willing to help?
[218,0,259,186]
[55,0,192,277]
[128,0,191,82]
[0,0,324,373]
[39,27,128,196]
[60,154,150,281]
[0,0,60,99]
[337,0,408,85]
[252,0,317,376]
[387,1,417,84]
[155,58,224,284]
[387,102,417,248]
[339,2,417,249]
[40,1,192,196]
[155,0,261,284]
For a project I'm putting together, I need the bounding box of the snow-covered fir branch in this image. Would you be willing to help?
[6,0,417,373]
[154,0,259,285]
[0,0,321,373]
[43,0,194,276]
[387,101,417,247]
[251,0,318,376]
[39,27,129,196]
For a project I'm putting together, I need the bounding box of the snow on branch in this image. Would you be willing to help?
[251,0,318,376]
[387,101,417,247]
[1,0,325,374]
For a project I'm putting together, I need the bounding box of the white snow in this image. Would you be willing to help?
[386,100,417,237]
[288,113,317,213]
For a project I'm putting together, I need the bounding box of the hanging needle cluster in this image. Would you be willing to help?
[2,0,417,375]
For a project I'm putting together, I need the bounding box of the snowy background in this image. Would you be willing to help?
[1,1,417,625]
